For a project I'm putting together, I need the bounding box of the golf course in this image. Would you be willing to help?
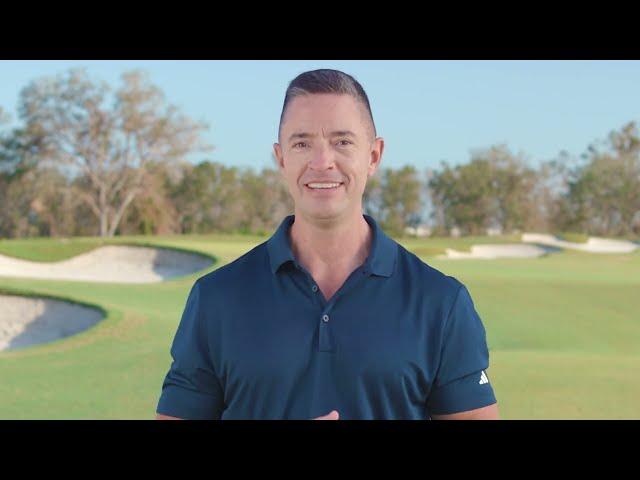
[0,233,638,419]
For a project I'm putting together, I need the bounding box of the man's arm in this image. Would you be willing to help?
[156,280,226,420]
[156,413,183,420]
[427,285,498,419]
[431,403,499,420]
[155,411,341,420]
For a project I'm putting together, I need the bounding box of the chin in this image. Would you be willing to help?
[302,206,350,222]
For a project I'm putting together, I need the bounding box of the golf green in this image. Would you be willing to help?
[0,234,638,419]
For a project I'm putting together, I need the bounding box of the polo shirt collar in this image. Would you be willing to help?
[266,214,397,278]
[266,215,296,274]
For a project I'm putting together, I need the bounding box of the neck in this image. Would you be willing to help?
[289,208,372,278]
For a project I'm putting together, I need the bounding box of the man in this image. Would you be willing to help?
[156,69,499,420]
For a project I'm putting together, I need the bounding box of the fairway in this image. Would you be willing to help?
[0,234,638,419]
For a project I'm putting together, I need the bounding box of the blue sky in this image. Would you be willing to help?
[1,60,639,171]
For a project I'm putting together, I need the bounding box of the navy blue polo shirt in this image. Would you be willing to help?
[157,214,496,420]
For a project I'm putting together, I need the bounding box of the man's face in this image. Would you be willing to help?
[274,93,384,223]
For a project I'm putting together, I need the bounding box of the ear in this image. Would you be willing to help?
[273,143,285,171]
[368,137,384,177]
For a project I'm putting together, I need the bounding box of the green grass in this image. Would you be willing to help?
[397,234,523,256]
[0,237,107,262]
[0,233,260,262]
[557,232,590,244]
[0,233,638,419]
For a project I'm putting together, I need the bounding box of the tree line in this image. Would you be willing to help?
[1,69,639,239]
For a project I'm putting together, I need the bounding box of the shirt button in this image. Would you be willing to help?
[322,314,329,323]
[312,285,318,292]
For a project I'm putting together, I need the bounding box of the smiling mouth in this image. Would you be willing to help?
[304,182,344,190]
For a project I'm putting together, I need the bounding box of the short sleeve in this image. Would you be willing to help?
[156,280,225,419]
[427,285,497,416]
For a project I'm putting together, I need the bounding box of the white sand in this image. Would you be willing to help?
[0,294,104,351]
[440,244,549,259]
[522,233,638,254]
[0,245,213,283]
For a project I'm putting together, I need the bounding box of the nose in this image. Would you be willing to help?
[308,144,335,171]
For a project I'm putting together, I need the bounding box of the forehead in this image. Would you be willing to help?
[282,93,369,135]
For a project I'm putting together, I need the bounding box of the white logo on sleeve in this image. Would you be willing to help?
[479,370,489,385]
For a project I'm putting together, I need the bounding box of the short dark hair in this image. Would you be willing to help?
[278,69,377,140]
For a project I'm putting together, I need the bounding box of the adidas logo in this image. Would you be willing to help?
[479,370,489,385]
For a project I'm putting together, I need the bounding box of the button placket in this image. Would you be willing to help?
[312,264,370,353]
[319,311,333,352]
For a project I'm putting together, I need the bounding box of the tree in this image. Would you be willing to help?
[170,161,243,233]
[428,145,540,235]
[533,157,571,233]
[560,122,640,236]
[363,170,383,219]
[482,146,538,233]
[238,167,293,234]
[379,165,423,237]
[428,157,496,235]
[17,68,211,237]
[1,107,43,177]
[118,161,180,235]
[1,107,63,238]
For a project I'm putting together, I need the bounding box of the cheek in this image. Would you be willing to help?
[348,166,368,189]
[288,176,301,194]
[281,160,298,180]
[285,169,304,194]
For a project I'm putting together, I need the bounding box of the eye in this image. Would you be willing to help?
[292,141,308,149]
[337,139,353,146]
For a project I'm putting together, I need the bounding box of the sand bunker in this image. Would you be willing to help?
[440,244,549,259]
[0,245,213,283]
[0,294,104,351]
[522,233,638,254]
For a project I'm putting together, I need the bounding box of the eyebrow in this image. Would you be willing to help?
[288,130,357,143]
